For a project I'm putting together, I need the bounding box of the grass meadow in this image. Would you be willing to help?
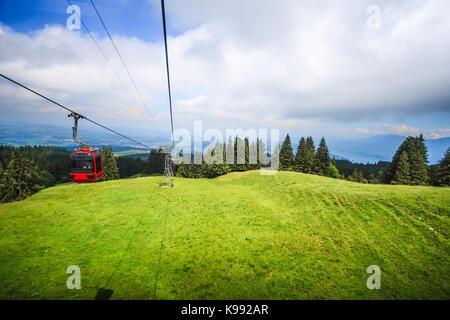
[0,171,449,299]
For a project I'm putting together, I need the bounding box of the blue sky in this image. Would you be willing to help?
[0,0,449,142]
[0,0,164,41]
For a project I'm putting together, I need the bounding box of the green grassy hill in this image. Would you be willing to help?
[0,171,449,299]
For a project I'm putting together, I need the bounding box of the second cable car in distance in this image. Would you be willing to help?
[68,113,103,183]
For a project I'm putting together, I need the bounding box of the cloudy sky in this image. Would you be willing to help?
[0,0,449,142]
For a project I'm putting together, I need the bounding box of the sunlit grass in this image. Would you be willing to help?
[0,171,448,299]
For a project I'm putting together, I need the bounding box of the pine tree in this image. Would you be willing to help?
[213,141,230,174]
[328,163,340,179]
[257,138,269,167]
[212,141,223,164]
[294,137,306,172]
[188,152,204,178]
[314,137,330,176]
[202,162,231,178]
[146,149,158,174]
[244,137,250,169]
[384,137,412,183]
[375,170,384,184]
[433,148,450,186]
[99,146,120,181]
[222,141,227,166]
[110,146,120,179]
[191,163,203,178]
[146,149,166,174]
[234,136,247,171]
[157,151,166,173]
[392,151,410,185]
[348,169,367,183]
[201,145,226,177]
[176,162,188,177]
[409,135,429,185]
[384,136,428,185]
[304,136,316,173]
[249,140,259,169]
[200,163,210,177]
[37,169,56,188]
[279,134,294,170]
[270,142,280,171]
[225,136,234,167]
[0,152,39,202]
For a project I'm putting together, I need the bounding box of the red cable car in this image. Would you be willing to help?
[69,148,103,183]
[68,112,103,183]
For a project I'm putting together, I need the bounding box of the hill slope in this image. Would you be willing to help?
[0,171,449,299]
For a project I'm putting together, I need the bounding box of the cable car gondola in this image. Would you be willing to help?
[68,113,103,183]
[70,148,103,183]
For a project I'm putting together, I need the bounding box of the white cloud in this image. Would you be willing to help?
[373,124,421,136]
[176,95,208,107]
[336,123,450,139]
[0,24,168,132]
[39,106,60,113]
[424,128,450,139]
[0,0,449,140]
[162,0,450,123]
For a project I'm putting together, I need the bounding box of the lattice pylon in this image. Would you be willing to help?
[159,153,174,188]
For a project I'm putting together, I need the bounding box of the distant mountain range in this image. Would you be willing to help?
[325,135,449,164]
[0,121,166,151]
[0,122,448,164]
[285,134,449,165]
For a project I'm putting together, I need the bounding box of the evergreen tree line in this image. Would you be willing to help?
[145,149,166,174]
[0,145,141,202]
[338,135,449,186]
[175,134,338,179]
[0,145,71,187]
[175,132,449,187]
[430,148,450,187]
[0,151,39,203]
[334,160,390,184]
[278,134,340,178]
[176,136,270,178]
[0,135,448,202]
[286,134,448,186]
[116,156,146,178]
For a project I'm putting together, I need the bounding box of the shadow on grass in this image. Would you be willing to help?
[94,288,114,300]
